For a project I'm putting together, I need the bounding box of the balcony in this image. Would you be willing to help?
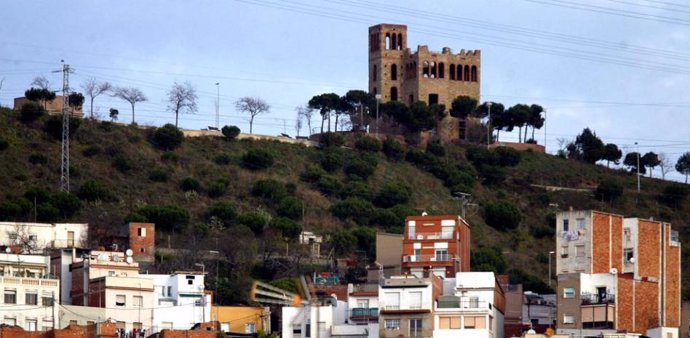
[403,254,451,263]
[436,300,492,312]
[0,276,58,288]
[350,307,378,320]
[581,293,615,305]
[407,232,455,240]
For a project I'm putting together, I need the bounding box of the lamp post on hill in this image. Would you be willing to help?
[375,94,381,139]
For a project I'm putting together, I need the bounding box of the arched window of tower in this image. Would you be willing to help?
[439,63,445,79]
[457,64,463,81]
[390,87,398,101]
[471,66,478,82]
[408,94,414,105]
[391,34,397,51]
[373,65,377,81]
[385,33,391,50]
[464,65,470,81]
[397,33,403,50]
[450,64,456,80]
[430,62,437,79]
[391,64,397,81]
[423,61,429,78]
[373,87,377,95]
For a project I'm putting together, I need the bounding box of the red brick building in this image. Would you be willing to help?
[128,222,154,263]
[401,214,471,278]
[556,210,681,337]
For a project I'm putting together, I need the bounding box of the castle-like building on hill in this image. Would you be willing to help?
[368,24,480,109]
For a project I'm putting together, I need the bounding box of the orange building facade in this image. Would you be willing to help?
[401,214,471,278]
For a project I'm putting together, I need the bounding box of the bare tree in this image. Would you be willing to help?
[658,152,672,180]
[112,87,147,124]
[167,81,198,128]
[235,97,270,134]
[296,105,313,136]
[7,224,43,254]
[81,77,112,119]
[31,76,51,90]
[295,112,303,137]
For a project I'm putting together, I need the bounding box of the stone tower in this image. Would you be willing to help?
[368,24,408,102]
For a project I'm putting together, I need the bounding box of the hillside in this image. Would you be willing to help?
[0,107,687,302]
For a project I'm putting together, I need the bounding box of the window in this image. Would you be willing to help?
[292,325,301,334]
[624,248,634,263]
[167,286,172,296]
[133,296,143,307]
[384,319,400,330]
[563,219,569,232]
[438,62,445,78]
[42,319,53,331]
[87,321,94,326]
[409,291,422,309]
[409,319,422,337]
[67,231,75,247]
[428,93,439,105]
[390,87,398,101]
[161,286,166,296]
[464,316,486,329]
[356,299,369,308]
[576,245,585,258]
[138,227,146,237]
[391,64,397,80]
[69,320,78,325]
[187,275,195,285]
[220,322,230,332]
[563,287,575,298]
[162,322,173,330]
[576,218,586,229]
[245,323,256,333]
[4,317,15,326]
[560,246,569,258]
[4,290,16,304]
[439,316,461,329]
[133,322,142,330]
[115,294,126,306]
[27,319,37,331]
[42,293,53,307]
[469,296,479,308]
[384,292,400,310]
[25,292,38,305]
[563,314,575,324]
[435,249,448,261]
[373,65,377,81]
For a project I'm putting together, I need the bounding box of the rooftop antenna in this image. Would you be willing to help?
[53,60,73,191]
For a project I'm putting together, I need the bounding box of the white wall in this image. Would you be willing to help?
[0,275,59,331]
[0,222,88,250]
[556,211,592,274]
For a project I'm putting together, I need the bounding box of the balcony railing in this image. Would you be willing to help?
[581,293,615,305]
[407,232,455,240]
[436,300,492,310]
[403,254,451,263]
[350,307,378,318]
[0,276,58,287]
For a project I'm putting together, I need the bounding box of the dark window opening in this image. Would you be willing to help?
[430,62,437,78]
[450,64,456,80]
[563,220,569,232]
[391,34,397,51]
[390,87,398,101]
[385,33,390,50]
[457,64,463,81]
[373,65,377,81]
[423,61,430,78]
[439,62,445,78]
[140,248,145,253]
[459,119,467,139]
[464,65,470,81]
[428,94,439,105]
[409,94,414,105]
[373,87,377,95]
[391,64,397,80]
[471,66,478,81]
[397,33,403,50]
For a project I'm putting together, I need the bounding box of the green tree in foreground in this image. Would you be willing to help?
[676,152,690,183]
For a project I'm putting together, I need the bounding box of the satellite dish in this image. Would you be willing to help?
[5,248,10,253]
[126,257,133,264]
[421,211,428,216]
[126,249,133,257]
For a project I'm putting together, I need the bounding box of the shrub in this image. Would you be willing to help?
[207,182,227,198]
[36,203,59,222]
[238,211,271,235]
[50,192,82,219]
[82,145,101,157]
[351,226,376,258]
[374,182,412,208]
[382,138,405,161]
[316,175,343,195]
[112,156,132,173]
[426,142,445,157]
[405,149,437,167]
[477,164,506,186]
[444,169,475,190]
[241,149,274,170]
[29,153,48,165]
[330,197,375,224]
[221,125,241,140]
[252,179,288,202]
[0,138,8,151]
[272,217,302,239]
[509,268,552,294]
[161,151,179,163]
[466,146,497,166]
[300,165,326,183]
[320,150,344,172]
[0,200,27,221]
[344,156,377,180]
[660,184,688,208]
[137,205,191,233]
[354,136,382,152]
[20,102,45,123]
[319,132,345,148]
[214,154,232,165]
[484,200,522,230]
[594,180,623,202]
[24,187,51,204]
[471,246,507,273]
[339,181,374,200]
[77,180,110,202]
[370,208,404,230]
[44,115,81,140]
[151,124,184,150]
[207,201,237,227]
[529,223,555,239]
[495,147,521,166]
[277,197,303,220]
[330,229,356,255]
[180,177,201,192]
[148,169,169,182]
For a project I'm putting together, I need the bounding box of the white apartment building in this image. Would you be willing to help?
[347,283,379,326]
[0,222,88,251]
[141,273,211,331]
[522,292,556,326]
[0,253,59,331]
[433,272,505,338]
[282,298,356,338]
[379,274,440,338]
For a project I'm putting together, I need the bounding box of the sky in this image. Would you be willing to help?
[2,0,690,182]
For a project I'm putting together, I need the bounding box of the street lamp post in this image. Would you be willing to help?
[635,142,640,193]
[195,262,205,274]
[548,251,555,286]
[375,94,382,139]
[486,102,493,146]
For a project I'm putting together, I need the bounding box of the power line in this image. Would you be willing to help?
[522,0,690,26]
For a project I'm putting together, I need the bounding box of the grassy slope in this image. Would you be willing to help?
[0,108,687,298]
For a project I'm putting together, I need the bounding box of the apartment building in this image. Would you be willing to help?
[433,272,505,338]
[141,273,211,331]
[379,274,442,338]
[347,283,379,325]
[212,305,270,334]
[0,222,88,252]
[0,252,59,331]
[402,214,471,278]
[555,210,681,338]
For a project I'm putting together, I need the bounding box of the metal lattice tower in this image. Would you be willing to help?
[60,63,71,192]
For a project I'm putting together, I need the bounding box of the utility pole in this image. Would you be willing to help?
[486,102,492,146]
[215,82,220,129]
[58,62,72,192]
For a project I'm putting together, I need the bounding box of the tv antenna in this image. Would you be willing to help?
[52,60,74,191]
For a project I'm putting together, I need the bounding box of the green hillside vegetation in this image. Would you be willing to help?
[0,106,688,303]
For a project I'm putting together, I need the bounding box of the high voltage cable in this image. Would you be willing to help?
[605,0,690,14]
[523,0,690,26]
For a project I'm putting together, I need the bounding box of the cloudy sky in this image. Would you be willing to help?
[2,0,690,180]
